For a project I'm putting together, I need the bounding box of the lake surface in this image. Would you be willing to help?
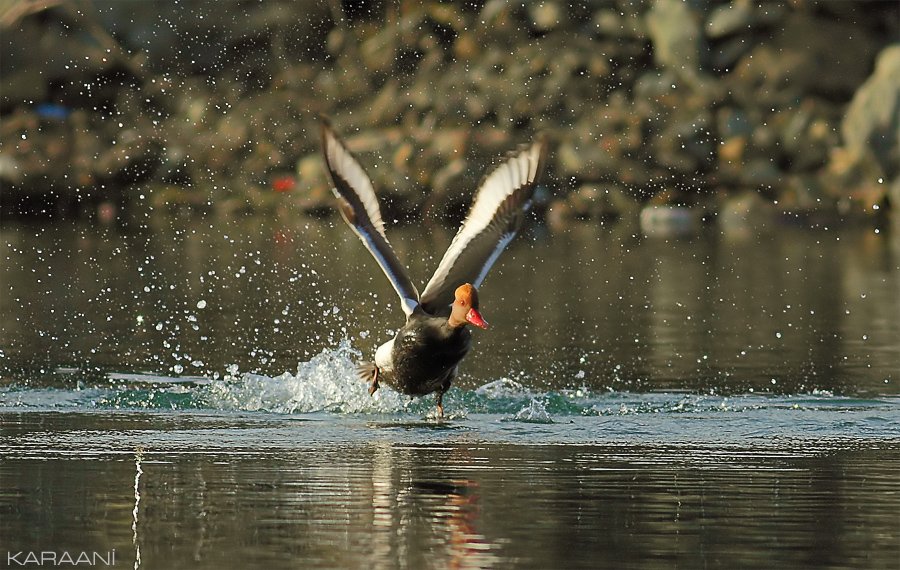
[2,215,899,569]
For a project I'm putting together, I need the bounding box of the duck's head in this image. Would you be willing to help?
[448,284,489,329]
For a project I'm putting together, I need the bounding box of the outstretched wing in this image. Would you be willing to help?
[320,119,419,317]
[419,136,547,316]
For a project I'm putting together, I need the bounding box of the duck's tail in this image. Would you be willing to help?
[355,361,376,383]
[355,361,379,396]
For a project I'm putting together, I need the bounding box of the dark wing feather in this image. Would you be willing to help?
[321,120,419,317]
[419,136,547,316]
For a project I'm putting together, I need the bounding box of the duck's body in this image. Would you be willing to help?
[370,309,471,395]
[320,120,546,414]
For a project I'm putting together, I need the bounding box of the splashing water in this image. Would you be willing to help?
[201,341,409,414]
[512,398,553,423]
[2,340,899,440]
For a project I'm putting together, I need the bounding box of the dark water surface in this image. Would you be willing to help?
[2,217,899,569]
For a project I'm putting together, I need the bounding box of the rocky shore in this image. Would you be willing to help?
[1,0,897,230]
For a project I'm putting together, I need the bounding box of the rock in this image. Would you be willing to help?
[591,8,645,39]
[545,198,574,233]
[708,36,754,71]
[740,159,782,189]
[645,0,704,82]
[0,153,22,184]
[717,108,754,139]
[819,45,899,212]
[776,103,836,172]
[604,184,642,220]
[633,69,679,102]
[718,136,746,166]
[839,45,900,182]
[556,140,588,179]
[568,183,640,222]
[3,0,899,223]
[729,45,800,107]
[527,1,563,34]
[769,13,880,100]
[706,0,754,38]
[0,69,49,110]
[568,185,599,219]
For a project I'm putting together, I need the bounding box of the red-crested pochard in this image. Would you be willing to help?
[321,120,547,415]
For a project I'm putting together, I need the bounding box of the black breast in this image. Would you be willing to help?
[389,313,471,395]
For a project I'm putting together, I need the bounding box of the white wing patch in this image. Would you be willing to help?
[438,144,540,273]
[420,139,545,308]
[352,227,419,317]
[473,231,516,289]
[323,129,387,240]
[321,122,420,318]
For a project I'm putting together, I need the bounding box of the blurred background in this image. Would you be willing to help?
[1,0,898,230]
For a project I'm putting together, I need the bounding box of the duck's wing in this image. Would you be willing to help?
[321,120,419,317]
[419,136,547,316]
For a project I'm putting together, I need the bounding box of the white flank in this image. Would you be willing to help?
[374,339,394,371]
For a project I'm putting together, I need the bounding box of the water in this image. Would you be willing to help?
[2,216,899,569]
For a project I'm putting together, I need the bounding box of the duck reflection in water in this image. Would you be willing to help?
[369,442,499,569]
[321,120,547,415]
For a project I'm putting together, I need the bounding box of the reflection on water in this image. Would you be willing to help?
[1,216,898,396]
[1,412,898,570]
[369,442,499,570]
[132,449,142,570]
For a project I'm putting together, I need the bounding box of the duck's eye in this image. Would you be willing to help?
[457,299,465,305]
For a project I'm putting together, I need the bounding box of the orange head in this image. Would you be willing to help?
[449,284,489,329]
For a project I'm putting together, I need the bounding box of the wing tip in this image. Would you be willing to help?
[525,133,549,183]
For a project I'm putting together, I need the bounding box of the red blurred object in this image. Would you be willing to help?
[97,202,116,225]
[274,229,294,243]
[272,176,296,192]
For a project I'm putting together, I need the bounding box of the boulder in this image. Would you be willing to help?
[839,45,900,182]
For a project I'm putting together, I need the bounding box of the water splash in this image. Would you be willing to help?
[201,341,409,414]
[512,398,553,423]
[2,341,898,428]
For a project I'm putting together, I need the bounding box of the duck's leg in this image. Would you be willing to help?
[435,390,445,417]
[369,366,380,396]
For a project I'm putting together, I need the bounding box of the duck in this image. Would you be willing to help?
[320,119,547,415]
